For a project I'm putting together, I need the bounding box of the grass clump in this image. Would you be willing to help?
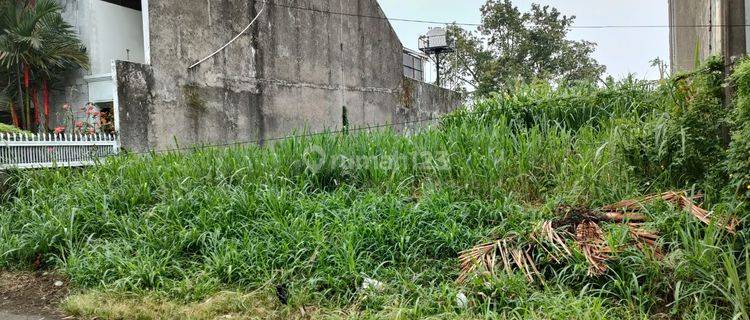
[1,58,750,319]
[0,123,31,134]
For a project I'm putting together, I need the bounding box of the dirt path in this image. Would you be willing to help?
[0,272,68,320]
[0,310,60,320]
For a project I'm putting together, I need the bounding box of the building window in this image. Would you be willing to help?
[100,0,141,11]
[403,50,425,81]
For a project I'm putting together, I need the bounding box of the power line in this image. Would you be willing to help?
[258,0,750,30]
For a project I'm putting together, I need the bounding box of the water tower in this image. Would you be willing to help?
[418,27,454,86]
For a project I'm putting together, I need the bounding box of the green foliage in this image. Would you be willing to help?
[441,0,605,96]
[3,62,750,319]
[442,77,657,131]
[0,122,29,134]
[619,57,727,189]
[0,104,637,317]
[726,126,750,203]
[0,0,89,75]
[182,83,206,111]
[728,58,750,207]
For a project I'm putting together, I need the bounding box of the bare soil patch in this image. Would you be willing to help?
[0,271,69,319]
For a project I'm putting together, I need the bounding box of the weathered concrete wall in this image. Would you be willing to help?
[669,0,747,73]
[395,78,462,132]
[727,0,747,59]
[115,61,154,154]
[669,0,716,73]
[254,0,403,141]
[139,0,263,150]
[114,0,460,151]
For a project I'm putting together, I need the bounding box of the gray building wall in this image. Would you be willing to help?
[52,0,147,129]
[51,0,91,128]
[727,0,747,58]
[115,61,153,153]
[139,0,261,151]
[53,0,94,118]
[395,78,462,132]
[253,0,403,141]
[668,0,716,72]
[115,0,461,152]
[669,0,747,73]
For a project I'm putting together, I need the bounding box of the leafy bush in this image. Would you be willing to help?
[0,123,31,134]
[443,78,657,131]
[728,58,750,208]
[619,57,727,188]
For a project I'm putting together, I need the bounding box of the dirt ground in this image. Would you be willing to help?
[0,272,69,320]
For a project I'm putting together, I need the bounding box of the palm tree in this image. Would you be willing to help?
[0,0,88,131]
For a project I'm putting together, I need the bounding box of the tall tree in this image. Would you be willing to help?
[0,0,88,131]
[440,0,605,96]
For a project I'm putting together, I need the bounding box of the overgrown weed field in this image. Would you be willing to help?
[1,57,750,319]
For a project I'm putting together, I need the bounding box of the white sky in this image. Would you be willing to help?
[379,0,670,81]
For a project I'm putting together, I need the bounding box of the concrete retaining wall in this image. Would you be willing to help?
[395,78,463,132]
[112,0,462,151]
[115,61,154,154]
[669,0,747,73]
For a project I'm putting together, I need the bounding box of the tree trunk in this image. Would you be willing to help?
[22,64,30,130]
[15,63,25,129]
[31,87,39,129]
[9,101,19,128]
[42,79,49,130]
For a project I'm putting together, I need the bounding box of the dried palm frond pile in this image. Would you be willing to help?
[458,191,737,283]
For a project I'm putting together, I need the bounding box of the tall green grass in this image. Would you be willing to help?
[1,59,749,319]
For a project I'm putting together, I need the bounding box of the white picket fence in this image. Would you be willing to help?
[0,133,119,169]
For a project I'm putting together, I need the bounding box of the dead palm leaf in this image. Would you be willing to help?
[457,191,738,284]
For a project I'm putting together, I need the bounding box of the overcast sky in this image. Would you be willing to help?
[379,0,670,81]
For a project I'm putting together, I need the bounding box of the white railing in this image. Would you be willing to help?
[0,133,118,169]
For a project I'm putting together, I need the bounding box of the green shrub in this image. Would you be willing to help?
[619,57,727,188]
[728,58,750,208]
[443,78,657,131]
[0,123,31,135]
